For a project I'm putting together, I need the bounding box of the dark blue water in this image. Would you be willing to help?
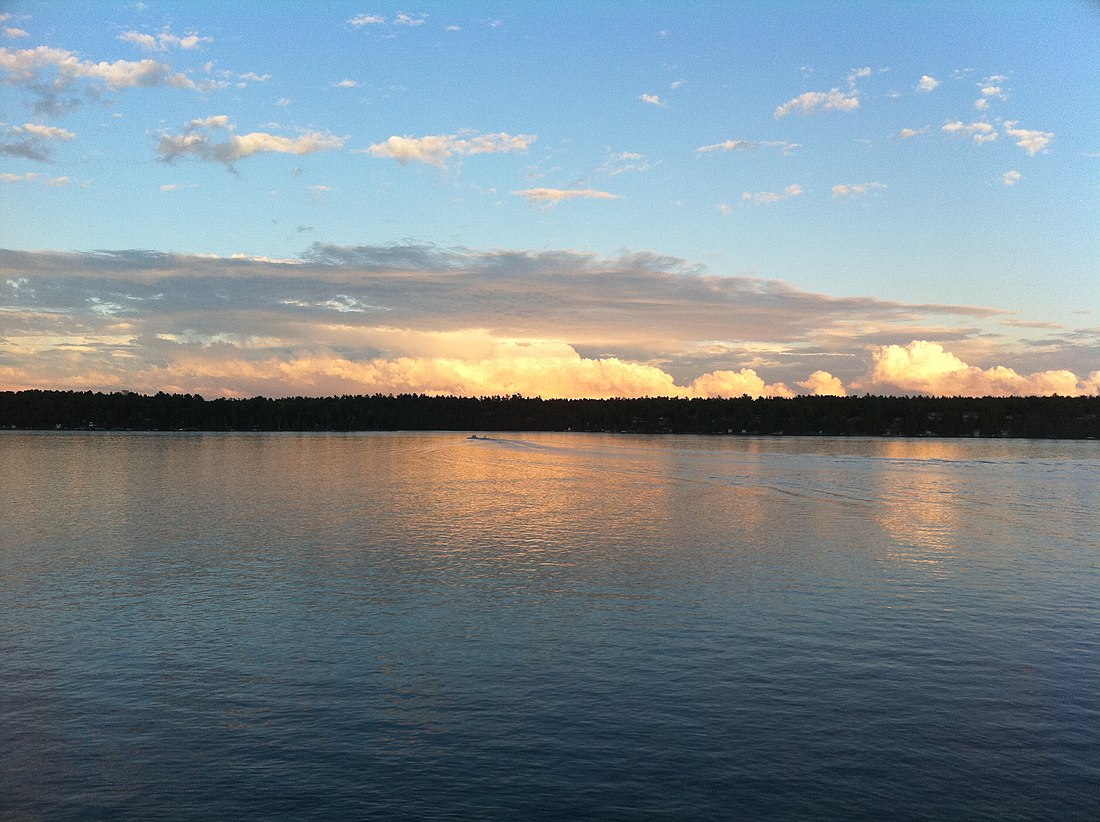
[2,432,1098,819]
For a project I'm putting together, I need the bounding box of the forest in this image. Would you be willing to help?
[1,390,1098,439]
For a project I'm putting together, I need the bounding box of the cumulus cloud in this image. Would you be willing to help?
[1003,169,1020,186]
[916,75,939,92]
[862,340,1094,396]
[942,120,997,144]
[695,139,799,155]
[118,27,212,51]
[798,370,847,396]
[1003,121,1053,155]
[6,246,1084,399]
[832,181,886,198]
[157,116,346,170]
[364,131,535,167]
[774,88,859,118]
[897,126,929,139]
[640,93,664,107]
[742,184,803,205]
[4,27,29,39]
[0,44,194,92]
[512,188,623,206]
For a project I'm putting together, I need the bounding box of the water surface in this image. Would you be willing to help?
[2,432,1097,819]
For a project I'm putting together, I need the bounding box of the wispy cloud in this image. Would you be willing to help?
[511,188,623,206]
[774,88,859,118]
[1002,169,1020,186]
[158,116,347,171]
[348,12,428,28]
[364,132,535,168]
[896,126,930,139]
[742,184,803,205]
[696,139,799,155]
[832,182,886,198]
[639,93,664,107]
[4,27,29,39]
[348,14,386,26]
[118,27,212,51]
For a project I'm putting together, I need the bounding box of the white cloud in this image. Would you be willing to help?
[158,116,347,170]
[44,175,69,187]
[334,79,360,88]
[974,98,989,110]
[1003,121,1053,155]
[832,181,886,198]
[942,120,997,144]
[916,74,940,92]
[4,27,29,38]
[512,188,623,206]
[696,139,799,155]
[348,14,386,26]
[640,93,664,107]
[897,126,929,139]
[1003,170,1021,186]
[14,123,75,140]
[0,44,194,90]
[118,27,212,51]
[365,132,535,167]
[0,171,38,182]
[847,66,872,87]
[393,12,428,26]
[716,203,733,215]
[774,88,859,118]
[741,184,803,205]
[862,340,1092,397]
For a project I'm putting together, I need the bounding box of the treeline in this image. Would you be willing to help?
[2,390,1099,438]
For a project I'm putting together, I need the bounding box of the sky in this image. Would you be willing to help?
[1,0,1098,399]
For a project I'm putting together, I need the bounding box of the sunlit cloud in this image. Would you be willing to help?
[798,370,847,396]
[942,120,997,144]
[1003,121,1053,156]
[774,88,859,118]
[916,74,939,92]
[4,27,29,39]
[1002,169,1020,186]
[512,188,623,206]
[742,184,802,205]
[0,44,194,91]
[364,132,535,167]
[157,116,347,170]
[832,182,886,198]
[118,27,212,51]
[897,126,929,139]
[3,245,1052,400]
[640,93,664,107]
[859,340,1096,396]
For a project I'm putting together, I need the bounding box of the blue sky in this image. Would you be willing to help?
[1,0,1097,398]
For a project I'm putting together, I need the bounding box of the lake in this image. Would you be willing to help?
[1,432,1097,819]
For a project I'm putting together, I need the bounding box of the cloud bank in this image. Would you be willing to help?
[2,245,1094,399]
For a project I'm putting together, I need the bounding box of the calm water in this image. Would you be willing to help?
[1,432,1097,820]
